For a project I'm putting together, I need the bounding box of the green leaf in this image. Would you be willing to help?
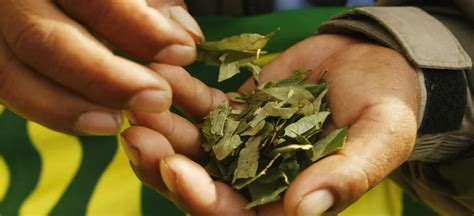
[224,118,240,135]
[302,81,328,97]
[257,169,290,185]
[233,137,261,181]
[234,153,281,189]
[284,112,330,138]
[209,103,230,136]
[297,99,315,116]
[263,101,299,119]
[196,43,258,65]
[218,60,241,82]
[295,133,311,144]
[252,52,281,66]
[262,86,294,101]
[278,159,300,182]
[257,122,275,141]
[201,118,216,152]
[242,120,266,136]
[273,70,309,87]
[213,135,243,160]
[231,109,243,115]
[264,86,314,105]
[198,32,274,51]
[229,95,246,103]
[307,128,348,162]
[246,63,262,83]
[197,30,278,82]
[218,54,258,82]
[235,121,250,134]
[248,107,268,127]
[285,87,315,105]
[313,88,328,113]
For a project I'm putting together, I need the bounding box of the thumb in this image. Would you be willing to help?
[284,103,418,216]
[160,154,255,216]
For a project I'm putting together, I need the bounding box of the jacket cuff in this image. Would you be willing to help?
[319,7,471,69]
[317,6,472,162]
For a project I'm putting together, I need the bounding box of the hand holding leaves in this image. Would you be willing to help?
[121,34,420,216]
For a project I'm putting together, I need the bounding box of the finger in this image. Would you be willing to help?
[238,34,360,94]
[0,38,121,135]
[120,126,176,193]
[130,111,206,162]
[1,0,172,112]
[56,0,203,65]
[149,64,228,120]
[147,0,205,43]
[160,154,255,216]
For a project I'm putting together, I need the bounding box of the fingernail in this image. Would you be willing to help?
[124,111,139,125]
[297,189,334,216]
[168,6,204,42]
[160,158,177,193]
[120,135,140,165]
[75,111,122,135]
[129,90,171,113]
[154,44,196,65]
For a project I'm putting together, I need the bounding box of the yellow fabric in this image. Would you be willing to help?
[19,122,82,215]
[86,135,141,216]
[341,179,403,216]
[13,119,141,215]
[0,156,10,201]
[0,105,4,115]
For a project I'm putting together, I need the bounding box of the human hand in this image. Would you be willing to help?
[0,0,203,135]
[121,34,420,215]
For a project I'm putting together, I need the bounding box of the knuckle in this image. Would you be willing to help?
[8,20,55,53]
[68,54,111,94]
[340,156,373,199]
[353,164,374,197]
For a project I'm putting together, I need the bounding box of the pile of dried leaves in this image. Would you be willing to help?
[197,32,347,209]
